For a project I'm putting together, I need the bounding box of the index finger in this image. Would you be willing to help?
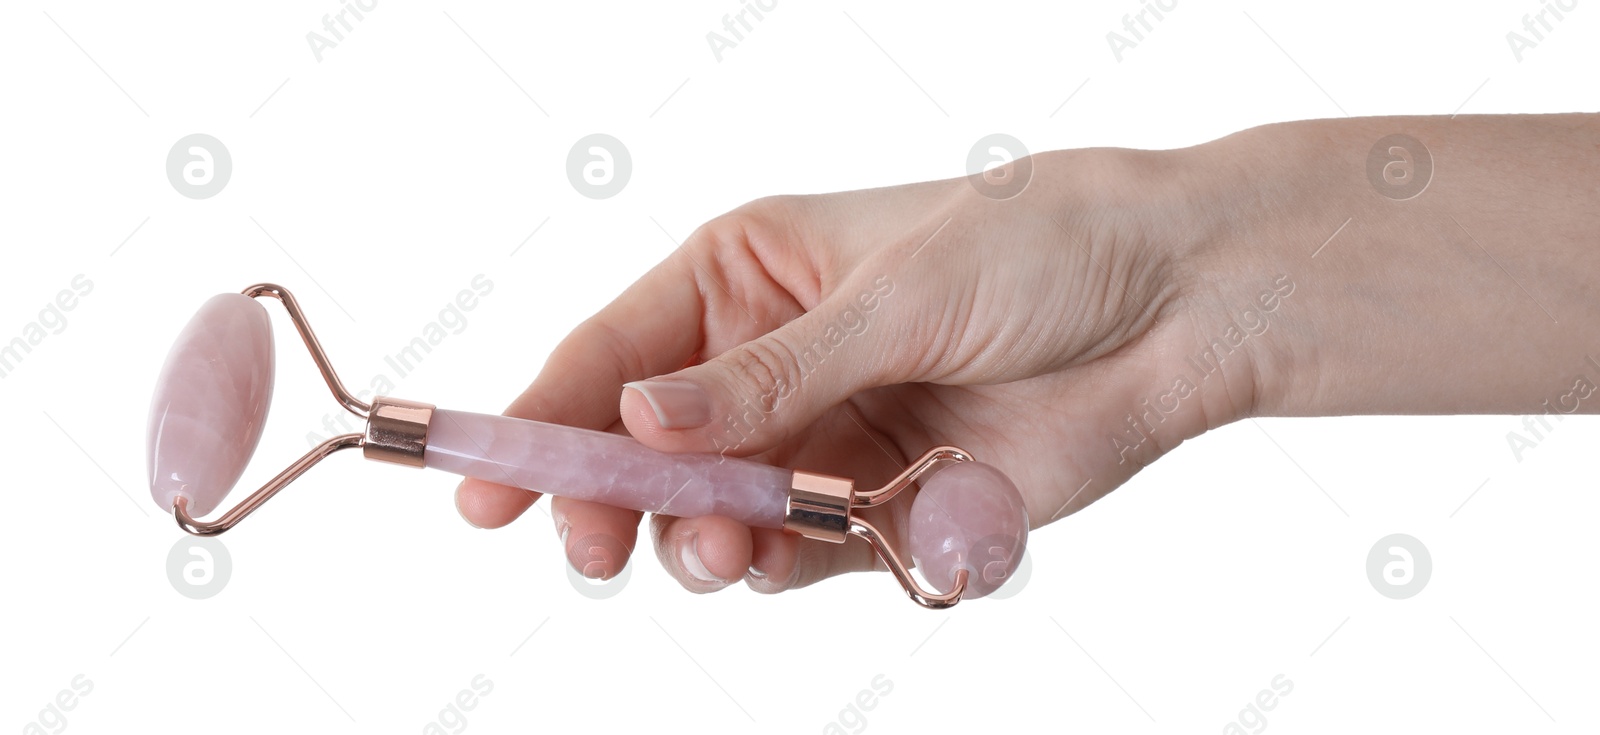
[454,255,707,528]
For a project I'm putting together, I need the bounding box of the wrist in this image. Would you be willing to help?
[1184,114,1600,418]
[1174,120,1363,421]
[1047,142,1298,430]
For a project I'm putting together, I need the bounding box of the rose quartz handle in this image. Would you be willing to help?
[423,409,793,528]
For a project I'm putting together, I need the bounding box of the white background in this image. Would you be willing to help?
[2,1,1596,733]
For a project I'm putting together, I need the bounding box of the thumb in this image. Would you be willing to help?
[620,283,898,456]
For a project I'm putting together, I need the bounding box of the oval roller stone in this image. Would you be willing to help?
[909,462,1029,599]
[147,294,274,516]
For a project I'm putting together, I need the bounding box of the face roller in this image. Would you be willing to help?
[149,284,1029,608]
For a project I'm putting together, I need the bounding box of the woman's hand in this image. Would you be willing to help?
[453,145,1256,593]
[455,112,1600,594]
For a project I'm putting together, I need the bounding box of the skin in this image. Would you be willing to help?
[455,114,1600,594]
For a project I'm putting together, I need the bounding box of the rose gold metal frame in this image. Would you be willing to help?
[784,471,853,543]
[173,283,379,535]
[851,517,968,610]
[363,397,435,467]
[174,432,363,535]
[171,283,981,609]
[244,284,370,417]
[785,446,977,609]
[854,446,973,508]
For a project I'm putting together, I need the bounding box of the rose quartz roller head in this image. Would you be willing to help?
[149,284,1030,608]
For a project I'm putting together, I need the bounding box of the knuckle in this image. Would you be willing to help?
[731,194,800,224]
[690,196,802,258]
[721,338,799,410]
[564,317,649,382]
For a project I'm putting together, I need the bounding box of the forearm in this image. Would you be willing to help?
[1188,114,1600,417]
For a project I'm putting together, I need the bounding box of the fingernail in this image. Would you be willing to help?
[679,533,731,589]
[624,379,711,430]
[583,548,607,579]
[746,559,799,590]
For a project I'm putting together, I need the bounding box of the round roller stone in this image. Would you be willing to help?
[147,293,275,516]
[908,462,1029,599]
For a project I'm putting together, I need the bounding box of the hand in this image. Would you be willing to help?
[453,146,1254,593]
[455,112,1600,594]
